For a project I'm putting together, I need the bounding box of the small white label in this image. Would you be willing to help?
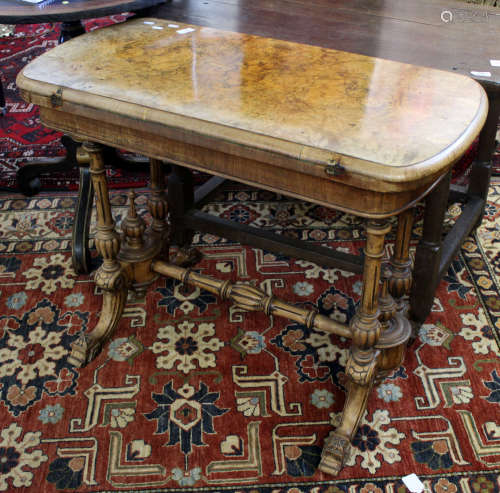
[152,26,164,30]
[470,71,492,77]
[176,28,196,34]
[402,474,425,493]
[143,21,155,25]
[490,60,500,67]
[168,24,180,28]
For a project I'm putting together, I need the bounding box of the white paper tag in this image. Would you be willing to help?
[470,71,492,77]
[177,28,196,34]
[152,26,164,30]
[402,473,425,493]
[168,24,180,28]
[490,60,500,67]
[143,21,155,25]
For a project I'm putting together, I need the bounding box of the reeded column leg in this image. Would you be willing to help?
[388,208,414,315]
[376,210,414,384]
[68,142,127,368]
[376,268,401,385]
[168,164,202,266]
[148,158,170,254]
[319,219,390,475]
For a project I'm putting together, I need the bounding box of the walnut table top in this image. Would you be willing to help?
[17,17,487,217]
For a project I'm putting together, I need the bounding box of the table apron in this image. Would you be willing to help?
[39,107,446,219]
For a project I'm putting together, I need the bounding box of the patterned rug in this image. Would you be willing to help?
[0,17,150,192]
[0,177,498,492]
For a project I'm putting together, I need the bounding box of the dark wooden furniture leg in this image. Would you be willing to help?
[411,90,499,330]
[59,20,85,43]
[410,171,451,329]
[168,164,202,266]
[468,90,499,227]
[16,134,95,274]
[72,151,93,275]
[16,135,80,196]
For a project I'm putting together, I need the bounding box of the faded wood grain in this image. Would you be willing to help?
[18,18,487,193]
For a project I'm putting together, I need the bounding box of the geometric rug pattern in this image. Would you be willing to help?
[0,179,498,492]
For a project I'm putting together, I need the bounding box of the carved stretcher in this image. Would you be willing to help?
[17,18,487,474]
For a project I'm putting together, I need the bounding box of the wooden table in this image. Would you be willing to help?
[17,17,487,475]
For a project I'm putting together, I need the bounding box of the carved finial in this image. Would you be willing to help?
[121,190,145,249]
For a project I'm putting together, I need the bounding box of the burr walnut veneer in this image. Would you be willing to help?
[17,18,487,475]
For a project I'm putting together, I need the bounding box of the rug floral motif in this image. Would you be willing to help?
[0,178,498,492]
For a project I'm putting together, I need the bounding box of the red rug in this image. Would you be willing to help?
[0,180,498,492]
[0,16,150,192]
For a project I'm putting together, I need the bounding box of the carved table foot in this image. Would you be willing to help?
[319,349,379,473]
[320,432,351,475]
[68,275,127,367]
